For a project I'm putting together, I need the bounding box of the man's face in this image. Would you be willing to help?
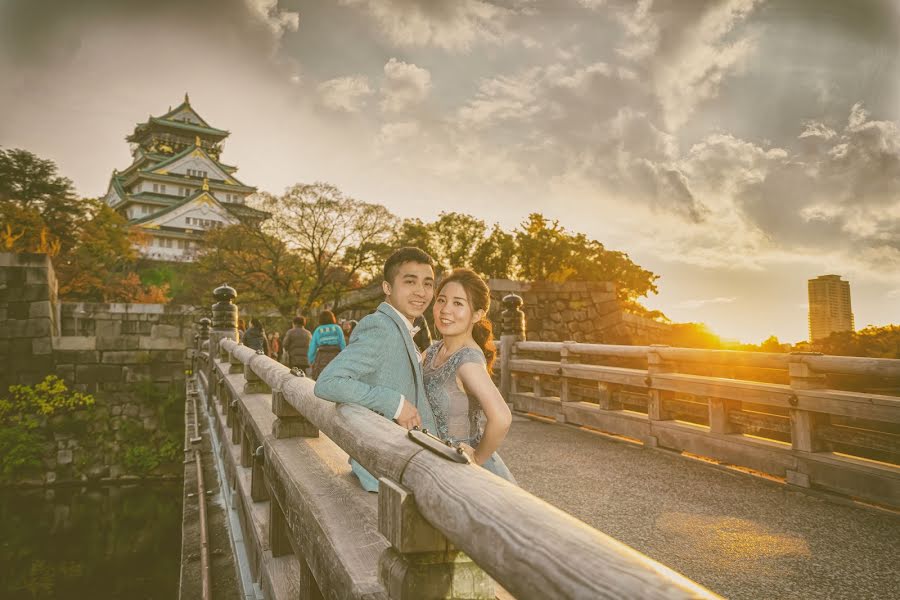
[383,261,435,321]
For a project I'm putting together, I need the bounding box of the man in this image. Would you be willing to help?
[282,316,312,373]
[314,247,437,492]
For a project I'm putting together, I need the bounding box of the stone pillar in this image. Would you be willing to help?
[210,283,238,361]
[498,293,525,404]
[378,478,494,600]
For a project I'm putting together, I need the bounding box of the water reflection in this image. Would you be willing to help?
[0,483,182,600]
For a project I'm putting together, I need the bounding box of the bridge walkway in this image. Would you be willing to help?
[501,414,900,600]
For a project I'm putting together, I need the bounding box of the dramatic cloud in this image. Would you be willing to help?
[339,0,523,50]
[317,76,374,112]
[380,59,432,112]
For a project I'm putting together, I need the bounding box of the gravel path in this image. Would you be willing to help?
[500,415,900,600]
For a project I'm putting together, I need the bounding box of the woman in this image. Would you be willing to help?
[424,268,516,483]
[341,319,358,345]
[268,331,281,360]
[307,310,347,379]
[242,318,269,355]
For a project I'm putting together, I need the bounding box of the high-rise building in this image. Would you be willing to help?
[808,275,854,342]
[103,93,267,261]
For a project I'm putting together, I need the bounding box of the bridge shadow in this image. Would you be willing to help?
[501,415,900,600]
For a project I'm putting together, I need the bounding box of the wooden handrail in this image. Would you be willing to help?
[217,338,719,599]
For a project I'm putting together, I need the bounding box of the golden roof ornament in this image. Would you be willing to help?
[184,92,190,104]
[195,135,201,147]
[202,178,210,192]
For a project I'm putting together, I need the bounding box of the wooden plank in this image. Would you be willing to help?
[818,424,900,455]
[401,447,719,600]
[561,363,648,388]
[508,358,560,377]
[562,402,652,441]
[803,354,900,378]
[663,398,709,421]
[564,343,650,359]
[656,348,791,370]
[727,410,792,434]
[510,392,560,418]
[516,341,563,354]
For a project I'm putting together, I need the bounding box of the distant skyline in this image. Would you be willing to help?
[1,0,898,343]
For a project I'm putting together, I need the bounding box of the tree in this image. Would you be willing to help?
[256,183,398,311]
[0,148,89,252]
[193,220,313,317]
[513,213,659,303]
[471,224,516,279]
[815,325,900,358]
[55,202,166,302]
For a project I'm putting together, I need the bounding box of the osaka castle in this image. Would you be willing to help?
[103,93,267,261]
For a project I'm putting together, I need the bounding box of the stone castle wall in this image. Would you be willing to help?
[487,279,670,344]
[1,252,199,484]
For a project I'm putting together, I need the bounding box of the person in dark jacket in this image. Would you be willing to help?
[282,316,312,373]
[308,310,346,379]
[242,318,269,355]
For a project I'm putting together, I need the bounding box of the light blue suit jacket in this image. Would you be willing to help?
[314,302,437,491]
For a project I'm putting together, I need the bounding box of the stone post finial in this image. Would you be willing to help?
[501,293,526,338]
[210,284,239,356]
[198,317,211,341]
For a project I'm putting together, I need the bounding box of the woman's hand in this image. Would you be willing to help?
[458,442,479,464]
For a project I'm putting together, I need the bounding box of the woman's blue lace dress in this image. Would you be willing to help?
[422,341,516,484]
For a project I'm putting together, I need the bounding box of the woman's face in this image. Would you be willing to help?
[433,281,480,337]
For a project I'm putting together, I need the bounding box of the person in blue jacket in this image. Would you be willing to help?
[307,310,346,379]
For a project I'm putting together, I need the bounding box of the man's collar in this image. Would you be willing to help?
[384,302,416,333]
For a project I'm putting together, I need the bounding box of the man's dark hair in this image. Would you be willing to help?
[292,316,306,327]
[383,247,434,284]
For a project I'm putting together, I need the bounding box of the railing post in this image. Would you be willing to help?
[378,478,494,600]
[597,382,622,411]
[250,446,269,502]
[272,375,319,438]
[708,398,741,434]
[210,283,238,360]
[556,341,575,423]
[645,344,674,447]
[787,352,829,487]
[244,352,271,394]
[499,293,525,409]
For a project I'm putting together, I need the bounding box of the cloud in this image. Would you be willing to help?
[380,58,432,112]
[616,0,763,131]
[244,0,300,39]
[339,0,522,51]
[675,296,738,309]
[317,76,373,112]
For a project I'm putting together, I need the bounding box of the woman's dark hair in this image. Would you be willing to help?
[318,310,337,327]
[436,268,496,373]
[384,247,434,284]
[250,317,262,329]
[292,316,306,327]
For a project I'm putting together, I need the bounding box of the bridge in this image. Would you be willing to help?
[181,290,900,600]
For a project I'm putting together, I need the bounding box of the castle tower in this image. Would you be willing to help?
[102,93,267,261]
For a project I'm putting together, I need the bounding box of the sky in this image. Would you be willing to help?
[1,0,898,344]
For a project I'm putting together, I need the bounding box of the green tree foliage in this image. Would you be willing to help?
[0,376,95,478]
[0,148,86,252]
[815,325,900,358]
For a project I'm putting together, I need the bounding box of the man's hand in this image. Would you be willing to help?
[395,399,421,430]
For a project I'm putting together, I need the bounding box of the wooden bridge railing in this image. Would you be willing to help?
[194,333,720,599]
[497,337,900,509]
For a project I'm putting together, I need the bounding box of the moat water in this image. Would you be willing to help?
[0,482,182,600]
